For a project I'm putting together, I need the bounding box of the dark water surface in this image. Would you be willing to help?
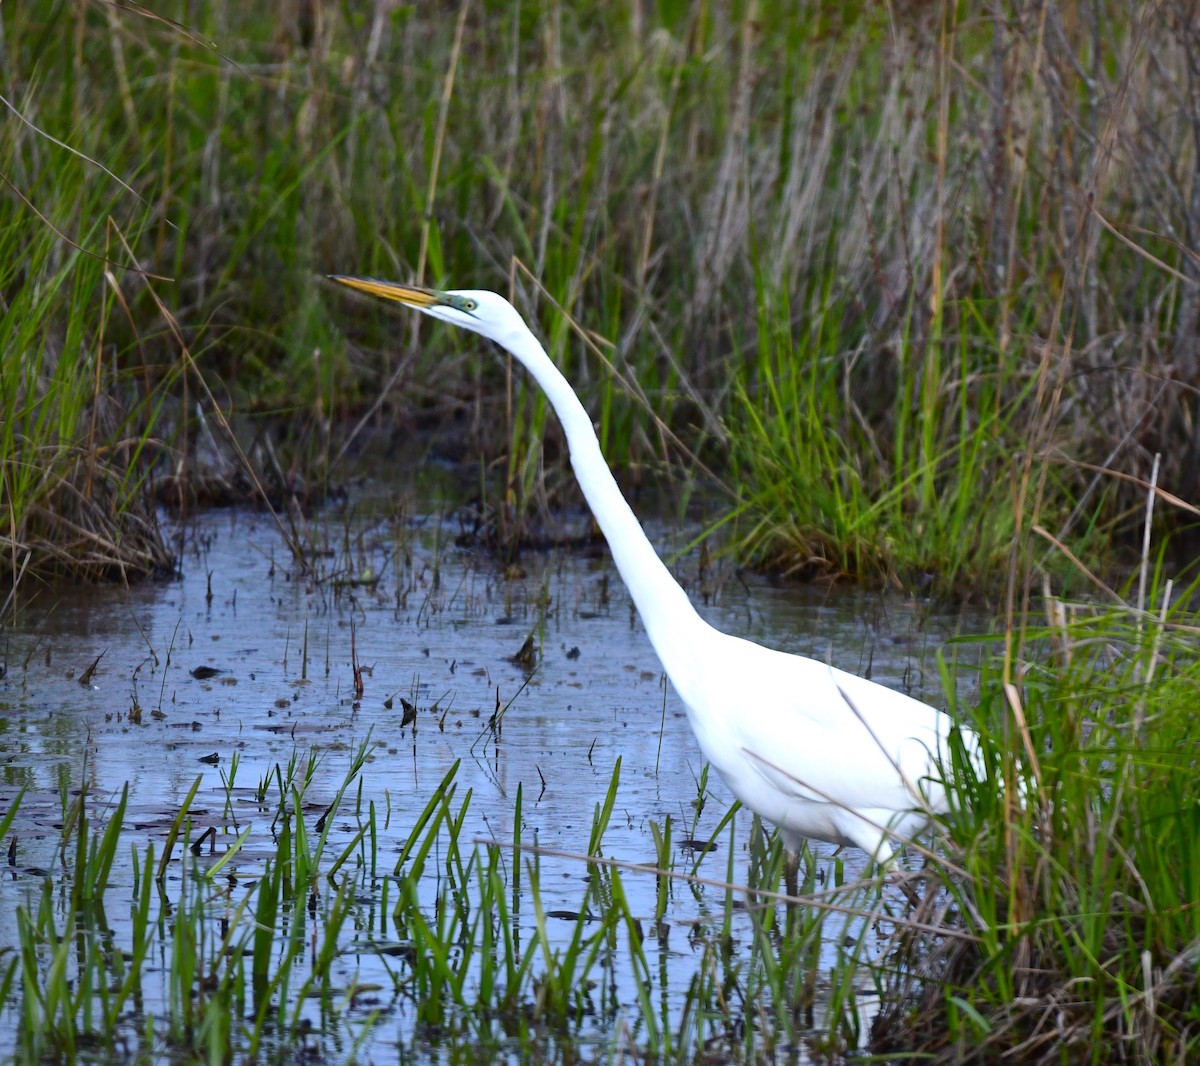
[0,493,983,1061]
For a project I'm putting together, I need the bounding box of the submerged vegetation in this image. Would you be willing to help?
[0,746,867,1064]
[0,496,1195,1064]
[1,544,1196,1064]
[2,2,1200,1063]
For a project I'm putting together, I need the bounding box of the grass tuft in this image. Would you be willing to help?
[865,568,1200,1062]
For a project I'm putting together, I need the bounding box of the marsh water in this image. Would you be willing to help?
[0,484,983,1062]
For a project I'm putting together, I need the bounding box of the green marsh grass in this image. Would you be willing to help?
[5,3,1199,586]
[2,736,924,1064]
[8,741,381,1064]
[0,208,175,584]
[726,284,1026,593]
[859,567,1200,1062]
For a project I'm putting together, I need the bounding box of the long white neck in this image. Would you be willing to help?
[504,322,707,670]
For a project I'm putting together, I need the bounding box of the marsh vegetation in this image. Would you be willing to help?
[2,1,1199,1062]
[0,506,967,1064]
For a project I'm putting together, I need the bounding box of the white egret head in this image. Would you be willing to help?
[328,277,526,347]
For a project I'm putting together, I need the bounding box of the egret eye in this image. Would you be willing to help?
[442,293,478,314]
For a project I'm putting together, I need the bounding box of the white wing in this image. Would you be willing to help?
[674,630,963,853]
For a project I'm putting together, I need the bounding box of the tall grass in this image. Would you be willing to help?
[859,558,1200,1062]
[726,280,1041,594]
[0,200,174,583]
[3,2,1199,586]
[0,9,233,584]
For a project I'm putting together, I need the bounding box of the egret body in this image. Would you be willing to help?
[330,277,968,871]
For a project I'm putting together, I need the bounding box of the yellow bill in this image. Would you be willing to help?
[327,276,442,307]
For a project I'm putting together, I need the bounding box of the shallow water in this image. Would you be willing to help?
[0,490,982,1062]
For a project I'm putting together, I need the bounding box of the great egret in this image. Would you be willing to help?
[330,276,971,881]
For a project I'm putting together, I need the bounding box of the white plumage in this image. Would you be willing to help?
[330,277,970,869]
